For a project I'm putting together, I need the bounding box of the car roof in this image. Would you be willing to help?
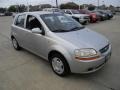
[17,11,60,16]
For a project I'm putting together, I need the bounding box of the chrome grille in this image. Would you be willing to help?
[84,16,89,19]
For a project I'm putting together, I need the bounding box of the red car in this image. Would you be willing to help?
[79,9,98,23]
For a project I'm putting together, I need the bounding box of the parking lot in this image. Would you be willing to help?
[0,15,120,90]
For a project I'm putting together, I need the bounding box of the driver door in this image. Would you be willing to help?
[24,15,48,58]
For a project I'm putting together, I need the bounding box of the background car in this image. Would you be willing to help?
[4,12,12,16]
[0,13,5,16]
[92,11,108,21]
[63,9,90,25]
[43,8,62,13]
[78,9,97,23]
[96,10,113,20]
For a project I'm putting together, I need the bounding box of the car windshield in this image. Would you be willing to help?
[71,10,80,14]
[86,10,91,13]
[40,14,84,32]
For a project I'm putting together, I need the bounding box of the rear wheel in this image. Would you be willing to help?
[49,53,70,77]
[12,38,21,50]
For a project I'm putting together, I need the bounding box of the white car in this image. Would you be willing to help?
[43,8,61,12]
[63,9,90,24]
[0,13,4,16]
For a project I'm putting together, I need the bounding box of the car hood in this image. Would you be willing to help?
[55,28,109,51]
[73,14,89,18]
[90,13,96,16]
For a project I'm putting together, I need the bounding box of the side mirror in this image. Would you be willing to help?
[32,28,42,34]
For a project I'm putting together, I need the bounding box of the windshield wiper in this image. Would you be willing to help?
[52,26,85,33]
[52,29,68,33]
[70,26,85,31]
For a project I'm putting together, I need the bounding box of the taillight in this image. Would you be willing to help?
[92,15,96,18]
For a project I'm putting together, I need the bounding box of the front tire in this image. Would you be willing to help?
[12,38,21,50]
[50,53,70,77]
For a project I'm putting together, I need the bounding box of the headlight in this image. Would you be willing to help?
[79,16,83,19]
[102,14,105,17]
[75,48,100,60]
[92,15,96,18]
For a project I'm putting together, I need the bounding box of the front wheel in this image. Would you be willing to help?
[12,38,21,50]
[50,53,70,77]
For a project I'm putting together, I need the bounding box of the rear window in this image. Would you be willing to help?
[15,14,26,28]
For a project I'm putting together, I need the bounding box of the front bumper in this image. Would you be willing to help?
[69,45,112,74]
[79,19,90,24]
[90,18,97,22]
[79,18,90,24]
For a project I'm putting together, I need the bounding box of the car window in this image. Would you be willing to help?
[65,10,71,14]
[71,10,80,14]
[26,15,42,30]
[15,14,26,28]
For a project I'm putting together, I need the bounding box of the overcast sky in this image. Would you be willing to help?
[0,0,120,8]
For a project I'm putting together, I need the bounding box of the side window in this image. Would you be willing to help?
[26,15,42,30]
[15,14,26,28]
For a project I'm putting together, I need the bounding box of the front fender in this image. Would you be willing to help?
[48,45,73,65]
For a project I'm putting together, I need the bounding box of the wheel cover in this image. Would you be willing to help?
[52,57,64,74]
[12,39,17,49]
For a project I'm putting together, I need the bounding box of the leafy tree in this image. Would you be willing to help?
[8,5,27,12]
[88,4,96,11]
[41,4,52,9]
[18,4,26,12]
[0,8,6,13]
[60,2,79,9]
[8,5,16,12]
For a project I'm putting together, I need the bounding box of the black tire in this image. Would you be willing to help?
[49,53,70,77]
[101,17,104,21]
[12,37,21,50]
[107,16,111,20]
[82,21,87,25]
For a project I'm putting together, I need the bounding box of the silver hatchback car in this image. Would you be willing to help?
[11,11,112,76]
